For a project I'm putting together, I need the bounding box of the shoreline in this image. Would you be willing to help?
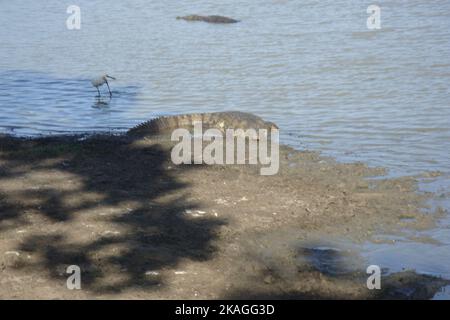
[0,133,447,299]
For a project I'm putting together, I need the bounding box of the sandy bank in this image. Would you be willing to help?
[0,134,447,299]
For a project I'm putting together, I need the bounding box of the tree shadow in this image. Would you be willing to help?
[0,135,225,293]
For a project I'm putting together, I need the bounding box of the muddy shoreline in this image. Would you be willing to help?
[0,134,447,299]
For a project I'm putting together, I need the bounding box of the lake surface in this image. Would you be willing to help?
[0,1,449,287]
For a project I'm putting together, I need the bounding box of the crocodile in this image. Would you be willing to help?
[176,15,240,24]
[127,111,278,138]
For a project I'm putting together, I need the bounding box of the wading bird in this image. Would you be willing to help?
[91,74,116,97]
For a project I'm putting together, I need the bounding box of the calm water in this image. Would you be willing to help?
[1,1,449,286]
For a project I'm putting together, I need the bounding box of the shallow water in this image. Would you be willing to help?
[1,1,449,286]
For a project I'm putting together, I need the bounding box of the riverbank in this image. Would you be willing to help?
[0,134,447,299]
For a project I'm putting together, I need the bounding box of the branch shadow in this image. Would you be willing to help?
[0,135,225,294]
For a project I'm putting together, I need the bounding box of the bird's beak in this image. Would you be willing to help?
[106,75,116,80]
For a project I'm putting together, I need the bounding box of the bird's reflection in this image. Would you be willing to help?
[92,96,111,108]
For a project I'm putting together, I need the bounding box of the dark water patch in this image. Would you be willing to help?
[296,246,365,276]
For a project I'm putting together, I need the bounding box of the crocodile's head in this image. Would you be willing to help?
[266,121,279,130]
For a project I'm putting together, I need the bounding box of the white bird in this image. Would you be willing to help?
[91,74,116,97]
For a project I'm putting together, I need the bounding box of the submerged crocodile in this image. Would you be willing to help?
[176,15,240,24]
[127,111,278,138]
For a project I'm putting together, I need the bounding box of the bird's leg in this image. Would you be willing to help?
[105,79,112,97]
[96,87,101,97]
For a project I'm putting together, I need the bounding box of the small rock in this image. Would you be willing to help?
[174,271,187,275]
[264,275,274,284]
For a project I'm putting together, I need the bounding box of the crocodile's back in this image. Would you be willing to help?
[176,15,239,24]
[127,112,278,138]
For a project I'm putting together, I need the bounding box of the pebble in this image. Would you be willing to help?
[102,230,120,235]
[174,271,187,275]
[5,251,20,256]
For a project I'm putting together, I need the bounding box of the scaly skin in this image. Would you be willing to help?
[127,111,278,138]
[176,15,240,24]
